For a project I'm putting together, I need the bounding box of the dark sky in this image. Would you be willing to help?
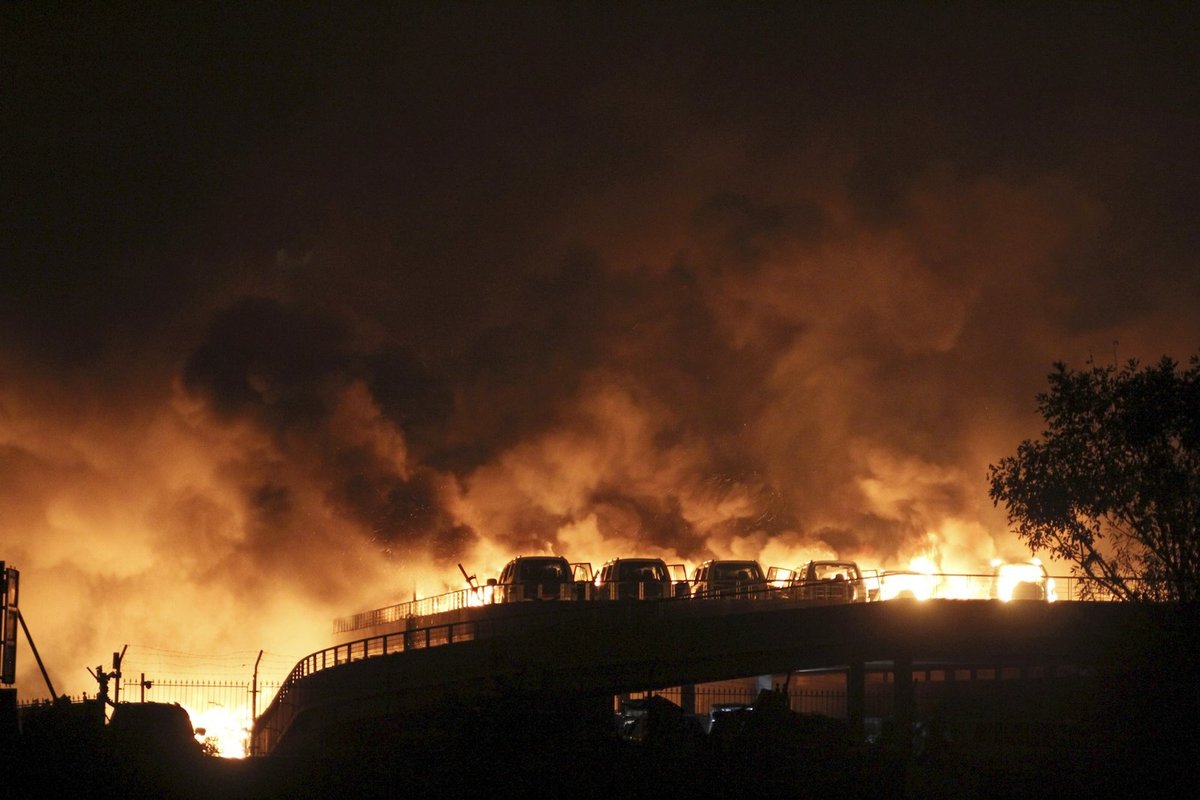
[3,3,1198,696]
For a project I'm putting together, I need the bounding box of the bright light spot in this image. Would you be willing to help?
[908,556,939,574]
[878,570,935,601]
[994,561,1054,602]
[186,703,251,758]
[767,566,796,589]
[466,584,495,607]
[939,573,975,599]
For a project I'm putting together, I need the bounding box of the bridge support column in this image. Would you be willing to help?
[679,683,695,715]
[846,661,865,739]
[893,652,914,740]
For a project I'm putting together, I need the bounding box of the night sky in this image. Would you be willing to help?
[3,4,1198,698]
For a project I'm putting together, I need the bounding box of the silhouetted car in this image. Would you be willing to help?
[492,555,575,602]
[594,558,684,600]
[616,695,704,743]
[691,560,767,598]
[706,702,753,735]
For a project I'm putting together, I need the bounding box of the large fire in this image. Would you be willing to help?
[0,144,1149,705]
[3,0,1197,730]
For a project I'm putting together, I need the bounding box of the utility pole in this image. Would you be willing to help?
[87,644,125,723]
[86,664,112,725]
[16,611,57,699]
[250,649,263,720]
[112,645,126,706]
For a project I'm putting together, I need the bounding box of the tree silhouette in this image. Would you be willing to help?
[988,354,1200,601]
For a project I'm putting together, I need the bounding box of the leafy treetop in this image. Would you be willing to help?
[988,354,1200,602]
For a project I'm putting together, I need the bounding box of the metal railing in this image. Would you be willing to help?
[334,572,1134,635]
[334,589,487,633]
[253,618,491,754]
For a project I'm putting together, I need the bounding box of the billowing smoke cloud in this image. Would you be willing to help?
[2,5,1199,698]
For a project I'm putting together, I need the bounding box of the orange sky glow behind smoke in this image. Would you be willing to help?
[4,179,1195,702]
[2,5,1199,704]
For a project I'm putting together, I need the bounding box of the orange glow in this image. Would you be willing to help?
[465,584,496,607]
[878,570,936,601]
[992,558,1056,602]
[186,703,251,758]
[0,260,1083,705]
[5,9,1197,719]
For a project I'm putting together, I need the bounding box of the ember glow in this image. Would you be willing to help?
[2,6,1198,701]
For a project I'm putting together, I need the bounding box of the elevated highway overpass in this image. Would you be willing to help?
[251,596,1191,756]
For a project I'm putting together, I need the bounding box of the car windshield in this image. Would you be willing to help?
[521,560,568,582]
[616,561,667,582]
[712,562,761,581]
[811,563,852,581]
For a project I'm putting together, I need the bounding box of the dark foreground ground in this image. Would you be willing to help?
[6,685,1198,800]
[5,610,1199,800]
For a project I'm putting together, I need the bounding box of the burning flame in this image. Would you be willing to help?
[186,703,251,758]
[877,560,937,601]
[991,558,1057,602]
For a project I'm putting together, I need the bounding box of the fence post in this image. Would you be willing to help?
[679,683,695,715]
[847,661,865,736]
[893,652,914,746]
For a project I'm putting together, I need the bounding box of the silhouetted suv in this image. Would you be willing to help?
[594,558,686,600]
[493,555,575,602]
[691,559,767,598]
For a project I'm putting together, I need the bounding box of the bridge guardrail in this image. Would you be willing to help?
[333,572,1134,635]
[253,618,493,755]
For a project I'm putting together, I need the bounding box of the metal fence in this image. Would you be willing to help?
[17,693,90,708]
[17,678,283,758]
[629,685,850,718]
[626,667,1060,723]
[118,677,283,715]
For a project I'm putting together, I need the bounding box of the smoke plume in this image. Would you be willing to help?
[2,5,1198,697]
